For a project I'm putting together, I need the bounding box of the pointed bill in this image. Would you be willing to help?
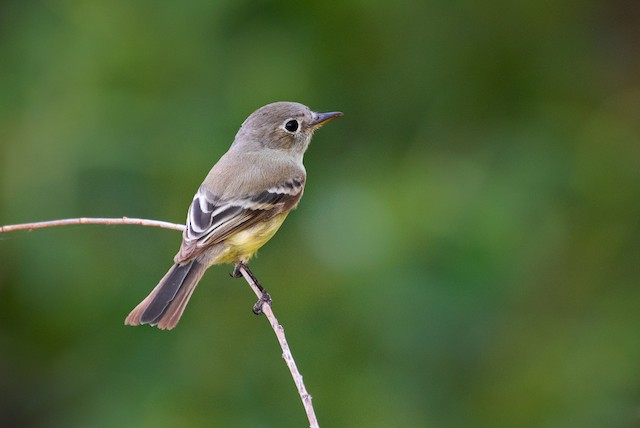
[310,111,343,128]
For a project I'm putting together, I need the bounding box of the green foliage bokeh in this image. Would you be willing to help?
[1,1,639,427]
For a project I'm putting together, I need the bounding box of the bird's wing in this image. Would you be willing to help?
[174,177,304,263]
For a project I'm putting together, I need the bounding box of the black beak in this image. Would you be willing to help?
[310,111,343,127]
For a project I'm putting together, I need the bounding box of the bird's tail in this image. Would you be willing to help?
[125,260,207,330]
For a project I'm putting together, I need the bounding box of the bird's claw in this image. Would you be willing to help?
[230,263,243,278]
[253,291,272,315]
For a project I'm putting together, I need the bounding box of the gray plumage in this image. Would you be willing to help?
[125,102,342,330]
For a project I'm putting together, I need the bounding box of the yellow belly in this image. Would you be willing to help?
[215,213,289,264]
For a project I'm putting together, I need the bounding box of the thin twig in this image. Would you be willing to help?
[238,264,319,428]
[0,217,319,428]
[0,217,185,233]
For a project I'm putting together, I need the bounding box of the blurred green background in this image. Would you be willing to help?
[1,0,639,427]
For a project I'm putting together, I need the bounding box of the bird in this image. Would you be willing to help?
[125,101,342,329]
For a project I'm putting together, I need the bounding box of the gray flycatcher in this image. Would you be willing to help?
[125,101,342,330]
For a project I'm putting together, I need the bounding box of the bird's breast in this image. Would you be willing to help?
[216,213,289,264]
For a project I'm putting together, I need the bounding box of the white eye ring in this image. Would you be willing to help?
[283,119,299,133]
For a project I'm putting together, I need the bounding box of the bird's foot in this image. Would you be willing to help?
[230,262,272,315]
[230,263,243,278]
[253,291,272,315]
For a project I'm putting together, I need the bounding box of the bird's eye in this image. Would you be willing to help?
[284,119,299,133]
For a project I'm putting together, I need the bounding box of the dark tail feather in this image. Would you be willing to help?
[125,261,207,330]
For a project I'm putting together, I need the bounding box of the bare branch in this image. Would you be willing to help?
[0,217,185,233]
[0,217,319,427]
[238,264,319,428]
